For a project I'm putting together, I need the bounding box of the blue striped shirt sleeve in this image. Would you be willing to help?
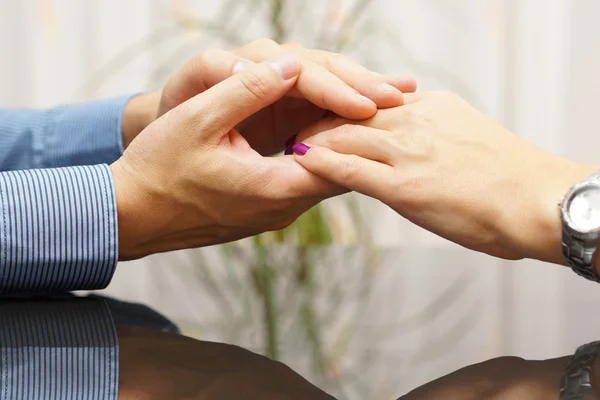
[0,164,118,294]
[0,96,137,293]
[0,297,119,399]
[0,95,136,171]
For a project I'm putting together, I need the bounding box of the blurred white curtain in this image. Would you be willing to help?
[3,0,600,396]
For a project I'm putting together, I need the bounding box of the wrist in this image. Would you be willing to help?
[510,156,600,266]
[111,157,191,261]
[121,92,160,149]
[110,159,159,261]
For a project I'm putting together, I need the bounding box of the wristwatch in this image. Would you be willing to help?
[560,341,600,399]
[560,171,600,282]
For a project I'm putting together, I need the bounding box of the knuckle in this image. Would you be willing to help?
[396,106,433,131]
[283,41,303,50]
[430,90,458,102]
[325,52,347,69]
[238,70,272,100]
[178,100,205,123]
[322,125,349,147]
[267,217,296,232]
[192,48,225,72]
[391,172,420,201]
[338,156,360,182]
[388,170,433,209]
[483,356,527,369]
[402,130,434,159]
[197,47,220,62]
[255,37,279,48]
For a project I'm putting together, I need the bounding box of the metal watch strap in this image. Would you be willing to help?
[562,238,600,282]
[560,341,600,400]
[562,171,600,282]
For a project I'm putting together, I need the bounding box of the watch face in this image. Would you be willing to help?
[568,186,600,232]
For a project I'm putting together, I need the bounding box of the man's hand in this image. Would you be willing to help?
[121,92,161,148]
[118,326,335,400]
[111,55,344,260]
[292,91,600,264]
[160,39,416,155]
[121,39,417,155]
[399,356,568,400]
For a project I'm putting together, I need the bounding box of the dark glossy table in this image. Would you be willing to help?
[0,294,335,399]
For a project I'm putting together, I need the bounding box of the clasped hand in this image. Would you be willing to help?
[111,40,416,260]
[292,91,599,264]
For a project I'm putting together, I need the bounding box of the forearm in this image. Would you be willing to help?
[0,95,146,171]
[121,92,159,148]
[400,356,568,400]
[0,164,118,293]
[510,158,597,264]
[506,157,600,269]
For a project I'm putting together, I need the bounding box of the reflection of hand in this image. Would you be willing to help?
[157,39,417,155]
[118,326,336,400]
[112,56,343,260]
[398,356,568,400]
[293,91,599,264]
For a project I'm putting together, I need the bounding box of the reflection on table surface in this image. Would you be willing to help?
[0,294,335,400]
[0,294,579,400]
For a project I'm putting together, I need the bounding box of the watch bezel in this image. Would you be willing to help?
[561,180,600,238]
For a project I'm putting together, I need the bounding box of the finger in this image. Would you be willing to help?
[319,52,406,108]
[402,92,423,104]
[160,48,248,114]
[233,39,377,120]
[184,54,300,136]
[291,143,395,200]
[384,74,418,93]
[301,124,397,165]
[295,116,349,143]
[293,106,409,146]
[262,156,348,199]
[289,47,417,102]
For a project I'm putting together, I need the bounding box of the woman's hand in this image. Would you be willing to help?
[111,56,344,260]
[292,91,599,264]
[399,356,567,400]
[150,39,416,155]
[121,40,416,153]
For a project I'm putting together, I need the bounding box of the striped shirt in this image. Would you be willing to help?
[0,294,182,399]
[0,96,133,294]
[0,296,119,399]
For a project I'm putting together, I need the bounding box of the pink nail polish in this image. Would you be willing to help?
[285,134,298,148]
[292,143,310,156]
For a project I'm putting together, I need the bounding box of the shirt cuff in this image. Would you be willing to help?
[0,164,118,294]
[39,94,140,168]
[0,297,119,399]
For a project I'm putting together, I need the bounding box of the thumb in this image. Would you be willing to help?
[185,54,300,136]
[159,48,247,117]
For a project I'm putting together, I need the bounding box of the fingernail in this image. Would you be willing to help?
[232,60,253,74]
[284,147,293,155]
[292,143,310,156]
[285,134,298,148]
[267,54,301,80]
[379,82,402,94]
[356,93,376,106]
